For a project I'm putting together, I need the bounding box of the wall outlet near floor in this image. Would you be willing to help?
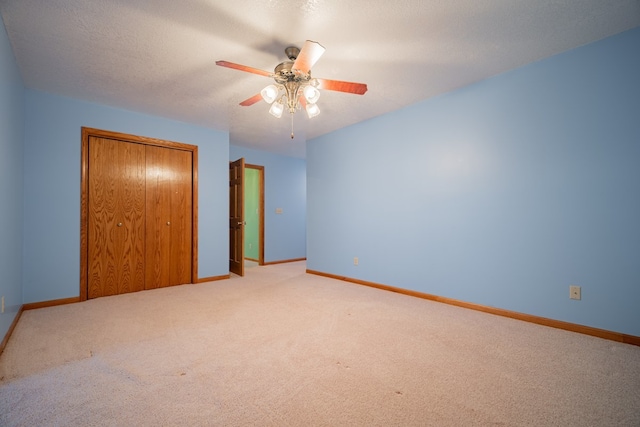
[1,296,4,313]
[354,257,359,266]
[569,285,581,300]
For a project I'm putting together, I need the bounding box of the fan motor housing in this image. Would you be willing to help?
[274,61,311,84]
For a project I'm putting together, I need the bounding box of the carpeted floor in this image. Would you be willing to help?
[1,261,639,426]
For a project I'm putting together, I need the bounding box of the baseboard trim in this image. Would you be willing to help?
[23,297,81,311]
[263,257,306,266]
[1,305,24,355]
[196,274,230,283]
[306,269,640,347]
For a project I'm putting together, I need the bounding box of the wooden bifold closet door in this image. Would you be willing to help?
[145,144,192,289]
[86,135,193,299]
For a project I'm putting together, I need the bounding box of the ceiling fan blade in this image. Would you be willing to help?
[298,95,307,109]
[216,60,272,77]
[239,93,264,106]
[292,40,326,74]
[317,78,368,95]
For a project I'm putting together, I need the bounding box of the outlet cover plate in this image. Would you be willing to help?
[569,285,581,300]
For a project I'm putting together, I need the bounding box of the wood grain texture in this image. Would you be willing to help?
[191,149,198,283]
[229,158,245,276]
[306,269,640,347]
[80,129,89,301]
[22,297,80,311]
[0,306,23,356]
[215,61,272,77]
[80,128,199,300]
[239,93,263,106]
[144,144,194,289]
[82,127,198,151]
[196,274,230,283]
[145,145,172,289]
[168,148,193,286]
[262,258,306,266]
[292,40,325,74]
[88,137,146,298]
[316,78,368,95]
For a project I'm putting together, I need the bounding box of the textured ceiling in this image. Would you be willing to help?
[2,0,639,158]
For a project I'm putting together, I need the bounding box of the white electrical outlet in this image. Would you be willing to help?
[354,257,359,266]
[569,285,581,300]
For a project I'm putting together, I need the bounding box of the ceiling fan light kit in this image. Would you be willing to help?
[217,40,368,139]
[303,85,321,104]
[269,100,284,118]
[306,102,320,118]
[260,84,279,104]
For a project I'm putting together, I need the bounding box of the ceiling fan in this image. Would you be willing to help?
[216,40,368,138]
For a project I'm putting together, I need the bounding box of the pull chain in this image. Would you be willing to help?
[290,113,294,139]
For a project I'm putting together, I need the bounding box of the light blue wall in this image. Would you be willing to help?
[0,17,24,339]
[23,90,229,303]
[230,145,306,263]
[307,27,640,336]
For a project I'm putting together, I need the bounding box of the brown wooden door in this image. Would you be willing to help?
[167,148,193,286]
[88,137,146,298]
[229,158,245,276]
[145,145,193,289]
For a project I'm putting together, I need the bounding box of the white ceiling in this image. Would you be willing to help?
[2,1,639,158]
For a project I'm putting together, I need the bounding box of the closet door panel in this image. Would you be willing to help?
[145,145,172,289]
[145,145,192,288]
[169,149,193,286]
[88,137,146,298]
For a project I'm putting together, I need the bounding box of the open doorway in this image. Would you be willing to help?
[245,164,265,266]
[229,160,265,276]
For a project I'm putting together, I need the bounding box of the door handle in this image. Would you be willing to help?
[237,221,245,226]
[117,222,123,227]
[166,221,171,226]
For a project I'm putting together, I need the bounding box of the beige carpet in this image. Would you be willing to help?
[1,261,639,426]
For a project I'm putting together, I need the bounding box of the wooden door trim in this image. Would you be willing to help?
[246,164,265,265]
[229,158,245,276]
[80,127,199,301]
